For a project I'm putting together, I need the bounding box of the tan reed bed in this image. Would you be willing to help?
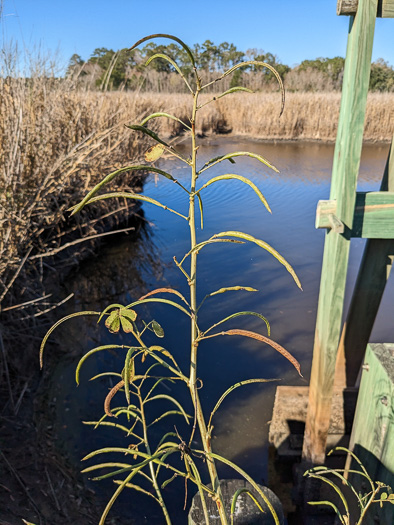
[1,87,392,311]
[148,91,393,143]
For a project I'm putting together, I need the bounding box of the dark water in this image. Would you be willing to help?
[50,138,391,522]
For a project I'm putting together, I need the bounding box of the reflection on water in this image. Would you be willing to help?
[53,139,390,522]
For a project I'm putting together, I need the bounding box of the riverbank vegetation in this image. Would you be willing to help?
[68,40,394,93]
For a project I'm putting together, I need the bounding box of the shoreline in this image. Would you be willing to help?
[195,132,392,146]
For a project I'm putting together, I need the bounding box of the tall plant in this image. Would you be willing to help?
[40,34,302,525]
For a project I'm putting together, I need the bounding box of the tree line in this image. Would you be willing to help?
[67,40,394,93]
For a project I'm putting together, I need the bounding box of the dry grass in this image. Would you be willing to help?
[1,87,393,311]
[144,91,394,142]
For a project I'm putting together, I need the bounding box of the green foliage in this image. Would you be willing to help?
[304,447,394,525]
[298,56,345,87]
[43,34,301,525]
[370,59,394,92]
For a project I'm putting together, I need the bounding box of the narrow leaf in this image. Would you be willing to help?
[69,165,188,216]
[209,378,279,428]
[219,60,285,116]
[211,329,301,376]
[213,231,302,289]
[217,86,254,99]
[196,191,204,229]
[73,191,188,220]
[126,124,169,147]
[146,394,190,423]
[203,311,270,337]
[127,297,191,318]
[230,488,264,525]
[198,151,278,175]
[76,345,125,385]
[140,111,191,131]
[210,286,257,297]
[138,287,190,307]
[196,174,271,213]
[40,311,99,368]
[204,452,281,525]
[129,34,196,68]
[124,347,137,404]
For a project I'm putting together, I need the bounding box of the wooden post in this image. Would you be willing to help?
[302,0,377,465]
[347,344,394,525]
[335,137,394,387]
[337,0,394,17]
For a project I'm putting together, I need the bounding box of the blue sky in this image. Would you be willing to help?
[2,0,393,69]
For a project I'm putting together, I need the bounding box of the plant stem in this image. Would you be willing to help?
[188,88,229,525]
[139,387,172,525]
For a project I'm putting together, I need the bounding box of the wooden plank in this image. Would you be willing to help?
[316,191,394,238]
[338,0,394,17]
[302,0,377,465]
[347,344,394,525]
[335,136,394,387]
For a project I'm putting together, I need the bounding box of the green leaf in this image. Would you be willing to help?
[203,310,270,337]
[198,151,278,175]
[73,191,188,220]
[144,54,194,93]
[120,317,134,333]
[213,231,302,289]
[208,378,279,429]
[129,34,196,68]
[69,165,189,216]
[217,86,254,99]
[140,111,191,131]
[230,488,264,525]
[196,191,204,229]
[105,310,120,333]
[306,473,349,516]
[40,311,100,368]
[120,308,137,322]
[215,60,285,116]
[146,394,190,423]
[196,174,271,213]
[124,347,137,404]
[307,501,347,525]
[127,297,191,318]
[151,320,164,338]
[203,452,281,525]
[76,345,126,385]
[126,124,169,147]
[209,286,257,297]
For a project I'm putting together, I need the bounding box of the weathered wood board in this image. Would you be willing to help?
[303,0,378,464]
[347,343,394,525]
[338,0,394,17]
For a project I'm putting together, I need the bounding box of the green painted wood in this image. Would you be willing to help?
[338,0,394,17]
[335,137,394,387]
[347,344,394,525]
[316,191,394,238]
[302,0,378,465]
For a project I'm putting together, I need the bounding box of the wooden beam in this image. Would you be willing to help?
[337,0,394,17]
[347,344,394,525]
[316,191,394,238]
[302,0,377,465]
[335,136,394,387]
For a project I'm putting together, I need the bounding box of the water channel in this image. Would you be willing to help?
[51,138,391,523]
